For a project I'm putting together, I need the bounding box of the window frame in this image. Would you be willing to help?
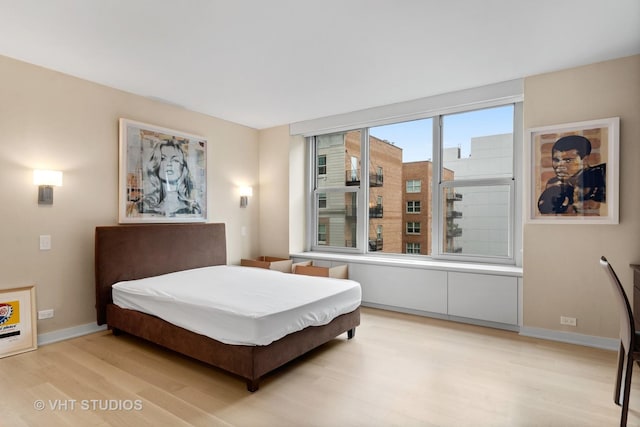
[407,200,421,214]
[406,242,421,254]
[406,179,421,193]
[317,154,327,175]
[318,192,327,209]
[309,130,365,254]
[432,104,522,263]
[304,90,523,266]
[406,221,421,235]
[317,223,327,244]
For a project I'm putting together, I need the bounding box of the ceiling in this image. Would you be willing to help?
[0,1,638,130]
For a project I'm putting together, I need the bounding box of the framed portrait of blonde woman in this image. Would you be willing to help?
[119,119,207,223]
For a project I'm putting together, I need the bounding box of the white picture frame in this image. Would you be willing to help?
[0,286,37,358]
[525,117,619,224]
[119,119,207,223]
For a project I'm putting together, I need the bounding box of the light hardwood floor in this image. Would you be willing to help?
[1,307,636,426]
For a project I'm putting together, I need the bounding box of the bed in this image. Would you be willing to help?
[94,223,361,391]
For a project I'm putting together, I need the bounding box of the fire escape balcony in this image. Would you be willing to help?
[446,192,463,201]
[345,171,384,187]
[368,238,383,251]
[369,205,383,218]
[346,171,360,186]
[446,210,463,218]
[369,173,383,187]
[447,227,462,237]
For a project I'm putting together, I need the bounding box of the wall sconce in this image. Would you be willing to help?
[239,186,253,208]
[33,170,63,205]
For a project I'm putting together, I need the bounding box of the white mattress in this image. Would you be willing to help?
[112,265,361,346]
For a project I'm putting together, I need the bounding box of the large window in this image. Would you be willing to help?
[309,102,520,264]
[313,131,361,250]
[440,106,514,257]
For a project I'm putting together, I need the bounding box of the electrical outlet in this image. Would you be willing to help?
[38,309,54,320]
[39,235,52,250]
[560,316,577,326]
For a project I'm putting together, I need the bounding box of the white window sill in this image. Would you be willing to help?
[289,251,523,277]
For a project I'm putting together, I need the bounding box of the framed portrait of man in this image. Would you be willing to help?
[119,119,207,223]
[525,117,619,224]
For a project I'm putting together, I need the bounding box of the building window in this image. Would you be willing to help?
[318,155,326,175]
[318,193,326,208]
[406,179,421,193]
[406,243,421,254]
[308,100,520,264]
[406,222,420,234]
[318,224,327,244]
[407,200,421,213]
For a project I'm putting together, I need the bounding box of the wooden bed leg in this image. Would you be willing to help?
[347,328,356,339]
[111,327,122,336]
[246,379,260,392]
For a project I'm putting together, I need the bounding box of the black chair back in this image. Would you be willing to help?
[600,255,638,426]
[601,256,635,353]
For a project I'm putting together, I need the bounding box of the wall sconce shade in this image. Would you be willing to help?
[33,170,63,205]
[239,186,253,208]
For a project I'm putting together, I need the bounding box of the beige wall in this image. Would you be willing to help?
[288,134,306,254]
[257,125,290,257]
[256,127,305,255]
[523,55,640,338]
[0,55,260,334]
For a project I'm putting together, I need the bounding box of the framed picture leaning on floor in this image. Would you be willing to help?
[0,286,37,358]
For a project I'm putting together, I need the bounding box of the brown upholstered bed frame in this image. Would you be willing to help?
[95,223,360,391]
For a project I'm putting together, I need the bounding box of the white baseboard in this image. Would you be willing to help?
[519,326,618,351]
[363,302,618,351]
[37,322,108,346]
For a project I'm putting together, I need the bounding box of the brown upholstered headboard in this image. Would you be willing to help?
[95,223,227,325]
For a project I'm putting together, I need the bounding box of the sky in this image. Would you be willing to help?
[369,105,514,162]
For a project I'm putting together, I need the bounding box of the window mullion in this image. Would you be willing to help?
[306,136,316,250]
[359,128,369,254]
[432,115,443,257]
